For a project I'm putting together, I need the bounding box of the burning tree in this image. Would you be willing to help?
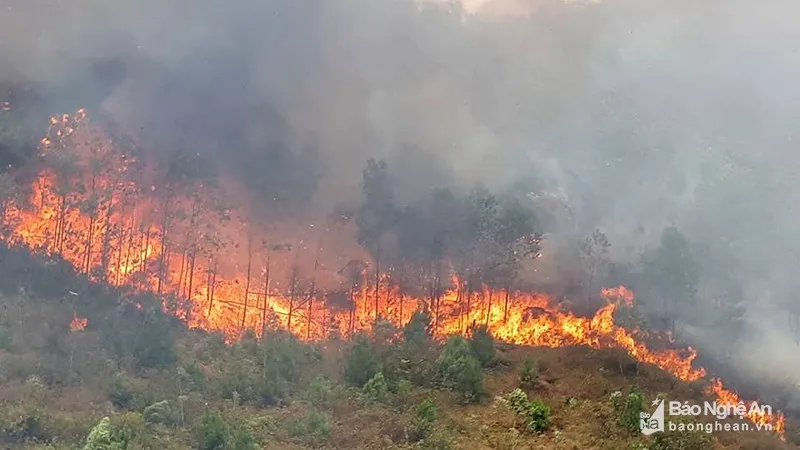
[578,228,611,305]
[638,226,699,335]
[355,158,396,323]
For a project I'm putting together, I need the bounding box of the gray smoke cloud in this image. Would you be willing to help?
[2,0,800,391]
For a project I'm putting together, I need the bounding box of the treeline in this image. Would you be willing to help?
[352,158,544,325]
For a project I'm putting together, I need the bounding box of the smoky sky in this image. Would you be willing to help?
[4,0,800,383]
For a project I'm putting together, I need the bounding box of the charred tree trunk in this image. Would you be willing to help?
[241,236,253,334]
[114,221,125,286]
[157,195,172,295]
[433,262,442,336]
[503,284,511,323]
[307,237,322,340]
[206,258,218,318]
[83,173,97,275]
[287,264,299,332]
[399,290,404,325]
[186,244,197,321]
[177,249,187,297]
[100,193,114,282]
[485,289,493,326]
[456,280,464,332]
[140,227,151,280]
[185,201,201,318]
[374,241,381,323]
[261,251,271,336]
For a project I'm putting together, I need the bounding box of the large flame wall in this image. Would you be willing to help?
[0,110,786,436]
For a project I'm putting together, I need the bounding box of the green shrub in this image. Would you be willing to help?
[611,388,645,434]
[1,405,54,443]
[392,378,413,406]
[363,371,390,403]
[304,375,335,406]
[436,336,484,402]
[408,397,438,442]
[180,362,207,392]
[131,305,178,369]
[83,414,152,450]
[200,410,230,450]
[650,418,713,450]
[84,417,123,450]
[403,310,433,348]
[218,332,315,407]
[286,408,331,445]
[344,334,380,387]
[501,388,551,434]
[230,426,258,450]
[108,374,135,410]
[0,324,12,351]
[417,397,437,424]
[519,357,538,388]
[143,400,173,426]
[467,324,495,367]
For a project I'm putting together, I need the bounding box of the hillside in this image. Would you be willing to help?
[0,243,795,450]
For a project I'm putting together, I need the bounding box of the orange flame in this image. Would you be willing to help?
[0,109,786,438]
[707,378,786,435]
[70,314,88,331]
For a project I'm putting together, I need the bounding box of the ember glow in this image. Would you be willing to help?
[70,313,88,331]
[0,110,785,437]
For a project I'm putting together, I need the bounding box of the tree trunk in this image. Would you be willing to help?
[433,263,442,336]
[374,241,381,323]
[241,236,253,334]
[206,258,218,318]
[484,289,492,326]
[157,195,172,295]
[503,284,511,323]
[307,237,322,340]
[261,251,271,336]
[100,193,114,282]
[287,264,298,332]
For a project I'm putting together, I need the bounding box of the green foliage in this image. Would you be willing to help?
[501,388,551,434]
[392,378,413,406]
[217,330,316,406]
[304,375,335,406]
[0,324,12,351]
[84,417,123,450]
[286,409,331,445]
[436,336,484,402]
[467,324,495,367]
[344,334,380,387]
[519,357,538,388]
[639,227,699,329]
[142,400,173,426]
[103,300,178,370]
[2,405,54,443]
[362,371,390,404]
[108,373,135,410]
[403,310,433,348]
[230,426,258,450]
[356,158,395,254]
[83,414,150,450]
[408,397,438,443]
[179,362,207,392]
[611,389,645,434]
[650,418,713,450]
[417,397,437,424]
[200,411,230,450]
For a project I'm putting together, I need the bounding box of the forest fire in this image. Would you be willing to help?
[70,313,88,331]
[0,109,786,438]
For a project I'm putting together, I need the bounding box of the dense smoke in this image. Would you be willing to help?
[2,0,800,392]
